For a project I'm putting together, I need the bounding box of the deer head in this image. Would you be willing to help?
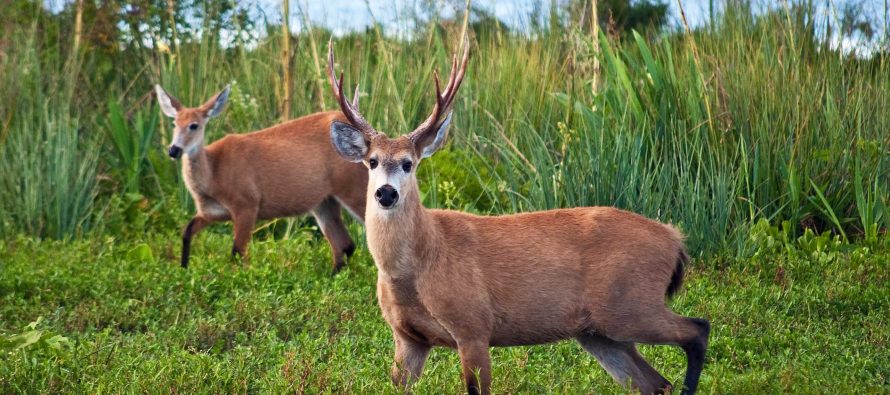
[155,85,230,159]
[327,37,469,211]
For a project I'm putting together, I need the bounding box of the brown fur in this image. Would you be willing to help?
[362,138,708,395]
[159,87,366,271]
[326,39,708,394]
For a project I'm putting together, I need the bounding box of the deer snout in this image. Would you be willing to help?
[168,145,183,159]
[375,185,399,209]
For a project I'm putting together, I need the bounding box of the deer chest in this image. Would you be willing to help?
[377,275,456,348]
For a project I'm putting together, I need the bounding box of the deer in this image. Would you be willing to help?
[154,84,367,272]
[326,37,710,395]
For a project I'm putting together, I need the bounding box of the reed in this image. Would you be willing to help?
[0,2,886,255]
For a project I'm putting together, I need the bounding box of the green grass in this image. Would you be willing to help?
[2,230,888,393]
[1,2,889,393]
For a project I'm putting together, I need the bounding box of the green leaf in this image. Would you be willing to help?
[633,30,662,88]
[808,178,848,242]
[12,330,42,350]
[127,243,155,263]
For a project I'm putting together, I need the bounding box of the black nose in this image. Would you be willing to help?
[375,185,399,208]
[168,145,182,159]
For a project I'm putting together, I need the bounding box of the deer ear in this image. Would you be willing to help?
[416,111,452,159]
[330,121,369,162]
[203,85,230,118]
[154,85,181,118]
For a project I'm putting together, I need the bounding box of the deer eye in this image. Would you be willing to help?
[188,123,199,131]
[368,158,378,169]
[402,161,412,173]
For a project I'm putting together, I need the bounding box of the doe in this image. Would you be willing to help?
[326,39,709,394]
[155,85,367,272]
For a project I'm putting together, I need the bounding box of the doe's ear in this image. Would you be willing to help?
[416,111,452,159]
[202,85,231,118]
[330,121,369,163]
[154,85,181,118]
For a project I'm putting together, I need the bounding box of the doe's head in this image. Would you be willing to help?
[327,38,468,211]
[154,85,230,159]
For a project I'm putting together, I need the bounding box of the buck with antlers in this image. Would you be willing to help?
[326,37,710,395]
[154,85,367,272]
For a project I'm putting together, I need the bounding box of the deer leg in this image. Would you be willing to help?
[679,318,710,395]
[230,207,258,263]
[181,216,214,268]
[391,331,431,391]
[311,197,356,274]
[456,340,491,395]
[577,334,671,394]
[605,312,710,395]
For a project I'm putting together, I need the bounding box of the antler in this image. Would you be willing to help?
[408,34,470,142]
[327,38,378,137]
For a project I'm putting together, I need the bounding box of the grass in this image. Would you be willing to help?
[1,229,888,393]
[1,1,889,393]
[0,22,101,239]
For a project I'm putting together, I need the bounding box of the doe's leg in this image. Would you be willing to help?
[181,215,214,268]
[311,197,356,274]
[230,206,258,263]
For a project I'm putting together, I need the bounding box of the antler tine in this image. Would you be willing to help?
[438,37,469,107]
[336,73,351,120]
[448,37,471,104]
[336,73,347,109]
[410,35,471,140]
[327,37,377,136]
[442,55,459,101]
[433,71,443,106]
[336,74,374,134]
[409,74,444,139]
[435,37,470,111]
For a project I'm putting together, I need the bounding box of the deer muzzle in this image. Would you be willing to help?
[168,145,183,160]
[375,185,399,209]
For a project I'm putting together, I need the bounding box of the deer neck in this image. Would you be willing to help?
[182,145,212,194]
[366,180,440,278]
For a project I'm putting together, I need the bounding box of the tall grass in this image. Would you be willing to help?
[0,22,100,239]
[0,3,886,255]
[460,7,890,253]
[104,100,159,195]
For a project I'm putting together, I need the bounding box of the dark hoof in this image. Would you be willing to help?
[230,247,247,264]
[344,243,357,257]
[331,260,346,275]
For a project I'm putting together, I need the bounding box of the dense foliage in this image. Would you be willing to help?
[0,1,886,253]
